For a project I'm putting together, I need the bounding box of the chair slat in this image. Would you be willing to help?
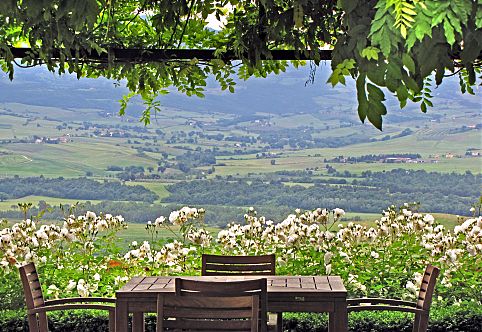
[205,263,274,272]
[157,294,258,332]
[175,278,266,332]
[202,254,275,276]
[204,254,275,264]
[178,279,267,294]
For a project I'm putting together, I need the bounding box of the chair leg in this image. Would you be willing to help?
[38,312,49,332]
[108,310,115,332]
[412,312,421,332]
[27,314,40,332]
[417,312,430,332]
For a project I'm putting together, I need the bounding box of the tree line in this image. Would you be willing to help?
[164,170,480,215]
[0,177,158,203]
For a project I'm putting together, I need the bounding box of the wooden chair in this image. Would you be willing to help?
[201,254,280,331]
[175,277,268,332]
[347,264,440,332]
[202,254,276,276]
[156,294,259,332]
[19,262,115,332]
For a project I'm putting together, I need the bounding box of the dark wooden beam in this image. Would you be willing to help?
[9,47,333,61]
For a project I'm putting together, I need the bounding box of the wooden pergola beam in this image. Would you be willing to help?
[9,47,333,62]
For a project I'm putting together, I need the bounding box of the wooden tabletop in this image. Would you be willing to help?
[115,275,349,332]
[117,275,346,297]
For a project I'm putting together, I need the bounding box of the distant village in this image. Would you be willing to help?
[325,150,481,165]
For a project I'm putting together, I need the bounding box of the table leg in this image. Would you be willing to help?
[277,312,283,332]
[330,299,348,332]
[132,312,145,332]
[115,301,129,332]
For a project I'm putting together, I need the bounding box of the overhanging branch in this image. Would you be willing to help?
[9,47,333,62]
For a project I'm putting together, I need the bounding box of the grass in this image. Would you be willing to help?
[125,181,172,202]
[0,195,104,210]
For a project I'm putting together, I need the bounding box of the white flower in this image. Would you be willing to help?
[47,284,60,298]
[155,216,165,226]
[77,279,89,297]
[325,231,335,240]
[169,211,179,223]
[333,208,345,219]
[370,251,379,259]
[86,211,96,219]
[66,280,77,291]
[423,214,435,224]
[405,280,418,294]
[324,252,333,265]
[93,273,101,281]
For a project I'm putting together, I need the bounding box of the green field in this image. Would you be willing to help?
[1,102,480,179]
[0,195,104,210]
[126,181,172,202]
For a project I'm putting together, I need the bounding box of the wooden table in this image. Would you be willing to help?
[115,275,348,332]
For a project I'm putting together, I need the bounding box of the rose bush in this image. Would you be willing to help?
[0,203,480,311]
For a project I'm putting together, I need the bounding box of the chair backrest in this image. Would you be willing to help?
[175,278,268,332]
[19,262,49,332]
[416,264,440,311]
[156,294,259,332]
[202,254,276,276]
[19,262,45,309]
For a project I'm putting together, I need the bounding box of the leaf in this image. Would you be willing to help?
[387,62,402,79]
[378,28,392,56]
[443,19,455,45]
[402,72,421,93]
[400,24,407,39]
[402,54,416,73]
[367,107,383,130]
[356,74,368,122]
[367,83,385,101]
[420,101,427,113]
[397,85,408,102]
[294,4,304,28]
[401,6,417,16]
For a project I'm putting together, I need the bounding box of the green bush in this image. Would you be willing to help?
[1,303,481,332]
[283,302,482,331]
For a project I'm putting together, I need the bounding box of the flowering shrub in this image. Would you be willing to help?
[0,204,480,310]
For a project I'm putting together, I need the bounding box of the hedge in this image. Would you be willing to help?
[1,303,481,332]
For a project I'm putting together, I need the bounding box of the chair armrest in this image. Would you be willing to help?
[45,297,116,306]
[29,303,114,315]
[348,304,424,314]
[348,298,416,307]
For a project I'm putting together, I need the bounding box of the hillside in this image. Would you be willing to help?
[0,64,480,223]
